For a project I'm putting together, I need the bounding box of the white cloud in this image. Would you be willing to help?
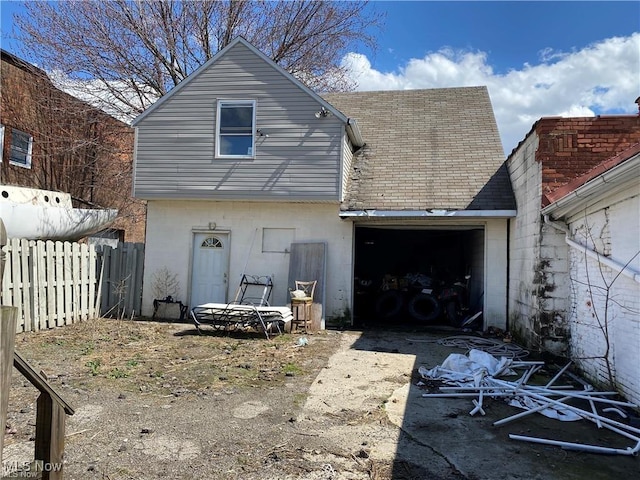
[343,33,640,155]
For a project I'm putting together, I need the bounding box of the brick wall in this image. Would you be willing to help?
[0,51,145,242]
[535,116,640,198]
[509,115,640,356]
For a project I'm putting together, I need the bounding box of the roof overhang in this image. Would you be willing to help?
[340,209,517,220]
[541,151,640,219]
[346,118,365,148]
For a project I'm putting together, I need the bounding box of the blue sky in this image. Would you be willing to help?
[348,1,640,153]
[363,1,639,75]
[1,1,639,154]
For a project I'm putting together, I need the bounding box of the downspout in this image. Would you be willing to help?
[543,215,640,284]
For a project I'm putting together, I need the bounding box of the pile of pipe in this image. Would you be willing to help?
[419,350,640,456]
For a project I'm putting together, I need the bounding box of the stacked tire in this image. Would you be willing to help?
[374,290,441,323]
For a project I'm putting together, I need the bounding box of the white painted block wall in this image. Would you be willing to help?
[507,136,543,342]
[567,193,640,404]
[484,219,508,329]
[142,200,354,320]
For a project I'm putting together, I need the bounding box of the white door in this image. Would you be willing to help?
[190,232,229,307]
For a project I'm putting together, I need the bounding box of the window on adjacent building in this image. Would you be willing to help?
[0,124,4,163]
[9,129,33,168]
[216,100,255,158]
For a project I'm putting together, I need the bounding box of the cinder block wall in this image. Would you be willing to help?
[567,192,640,405]
[508,115,640,355]
[507,135,547,349]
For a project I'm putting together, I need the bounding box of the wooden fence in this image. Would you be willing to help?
[96,242,144,319]
[1,239,99,333]
[1,240,145,333]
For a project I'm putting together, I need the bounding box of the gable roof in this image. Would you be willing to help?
[131,37,359,144]
[323,87,515,213]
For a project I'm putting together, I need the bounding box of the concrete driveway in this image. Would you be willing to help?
[299,329,639,480]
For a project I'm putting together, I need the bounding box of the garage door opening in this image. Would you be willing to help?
[353,226,485,329]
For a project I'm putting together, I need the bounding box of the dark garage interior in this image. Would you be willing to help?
[353,225,485,328]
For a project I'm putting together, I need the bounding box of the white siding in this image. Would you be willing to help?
[135,42,344,201]
[341,134,354,202]
[142,200,353,319]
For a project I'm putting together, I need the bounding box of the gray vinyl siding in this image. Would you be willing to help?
[134,42,343,201]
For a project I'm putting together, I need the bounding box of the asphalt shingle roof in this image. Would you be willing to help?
[323,87,515,211]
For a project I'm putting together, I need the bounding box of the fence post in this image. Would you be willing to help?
[0,306,18,465]
[54,242,64,326]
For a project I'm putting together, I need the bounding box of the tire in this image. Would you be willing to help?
[374,290,403,319]
[407,293,441,323]
[445,301,458,326]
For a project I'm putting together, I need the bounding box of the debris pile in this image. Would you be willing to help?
[419,343,640,456]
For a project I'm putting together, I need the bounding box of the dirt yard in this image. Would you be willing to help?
[3,318,639,480]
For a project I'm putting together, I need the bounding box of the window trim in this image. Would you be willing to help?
[9,128,33,169]
[215,99,256,159]
[0,124,4,163]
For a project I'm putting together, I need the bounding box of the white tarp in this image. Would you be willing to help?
[419,349,581,421]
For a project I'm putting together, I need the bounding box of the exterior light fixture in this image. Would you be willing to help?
[315,107,330,118]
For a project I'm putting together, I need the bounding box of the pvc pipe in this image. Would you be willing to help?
[470,398,485,416]
[470,389,485,416]
[521,388,636,407]
[544,215,640,284]
[545,362,572,389]
[490,379,637,407]
[494,395,573,426]
[587,392,603,429]
[521,365,542,385]
[509,434,640,456]
[602,407,628,419]
[517,389,640,436]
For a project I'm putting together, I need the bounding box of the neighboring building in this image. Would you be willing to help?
[507,113,640,351]
[0,49,145,242]
[132,37,515,328]
[541,143,640,404]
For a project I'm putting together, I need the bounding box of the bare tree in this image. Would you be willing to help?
[0,53,144,238]
[13,0,383,120]
[568,217,640,391]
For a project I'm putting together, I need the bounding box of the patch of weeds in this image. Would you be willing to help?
[126,354,142,368]
[283,362,303,376]
[86,359,101,376]
[128,332,144,342]
[80,342,95,356]
[109,368,129,379]
[224,342,241,352]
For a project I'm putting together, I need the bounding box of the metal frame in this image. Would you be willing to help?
[190,274,292,339]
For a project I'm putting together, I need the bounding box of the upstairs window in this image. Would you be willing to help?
[10,129,33,168]
[0,124,4,163]
[216,100,255,158]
